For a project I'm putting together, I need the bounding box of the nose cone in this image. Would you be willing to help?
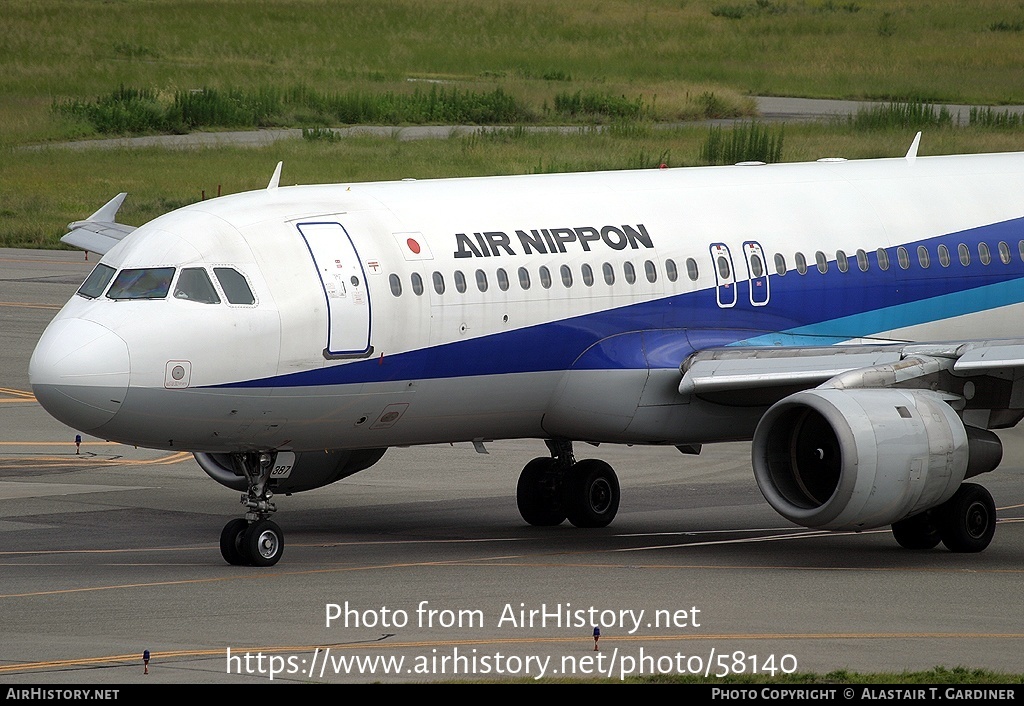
[30,318,130,432]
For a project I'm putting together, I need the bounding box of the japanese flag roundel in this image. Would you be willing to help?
[393,232,434,260]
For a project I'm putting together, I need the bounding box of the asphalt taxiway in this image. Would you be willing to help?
[0,248,1022,683]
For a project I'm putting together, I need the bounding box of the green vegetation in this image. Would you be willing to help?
[54,85,535,134]
[6,119,1024,249]
[970,107,1024,129]
[5,1,1024,145]
[3,0,1024,250]
[466,665,1024,684]
[845,102,955,130]
[622,665,1023,683]
[698,122,785,164]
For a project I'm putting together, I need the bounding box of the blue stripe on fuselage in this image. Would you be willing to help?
[216,216,1024,388]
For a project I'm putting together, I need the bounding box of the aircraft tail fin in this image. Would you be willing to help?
[61,193,137,255]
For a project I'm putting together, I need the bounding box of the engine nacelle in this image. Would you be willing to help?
[195,448,387,493]
[751,388,1001,530]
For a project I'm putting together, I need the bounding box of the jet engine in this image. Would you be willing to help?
[751,388,1002,530]
[194,448,388,493]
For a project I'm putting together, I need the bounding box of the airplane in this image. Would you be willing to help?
[28,136,1024,567]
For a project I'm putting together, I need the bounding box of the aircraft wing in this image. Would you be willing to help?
[61,193,136,255]
[679,339,1024,410]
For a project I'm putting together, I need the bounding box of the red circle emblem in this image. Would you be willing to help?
[407,238,421,254]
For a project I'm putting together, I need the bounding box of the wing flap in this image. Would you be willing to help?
[679,345,905,397]
[953,341,1024,372]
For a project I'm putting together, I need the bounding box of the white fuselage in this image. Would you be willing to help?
[29,152,1024,454]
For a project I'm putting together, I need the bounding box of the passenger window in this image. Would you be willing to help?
[979,242,992,265]
[539,266,552,289]
[411,272,424,295]
[108,267,176,300]
[876,248,889,271]
[897,246,910,270]
[665,259,678,282]
[959,243,971,266]
[1019,240,1024,262]
[836,250,848,273]
[475,269,488,292]
[795,252,808,275]
[582,263,595,286]
[685,258,699,281]
[999,241,1011,264]
[602,262,615,285]
[917,246,930,269]
[624,261,636,284]
[518,267,531,290]
[750,253,764,278]
[213,267,255,305]
[77,263,116,299]
[774,253,787,276]
[716,257,730,280]
[175,267,221,304]
[454,270,467,293]
[432,271,445,295]
[815,251,828,274]
[644,260,657,283]
[497,268,510,291]
[937,244,951,267]
[856,249,869,272]
[560,264,573,287]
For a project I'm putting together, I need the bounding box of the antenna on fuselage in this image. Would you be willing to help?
[267,161,283,190]
[905,132,922,163]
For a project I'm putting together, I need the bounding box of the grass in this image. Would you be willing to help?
[845,102,956,130]
[53,85,536,134]
[5,1,1024,145]
[54,84,694,136]
[446,665,1024,684]
[4,119,1023,249]
[616,665,1023,683]
[3,1,1024,248]
[698,122,785,164]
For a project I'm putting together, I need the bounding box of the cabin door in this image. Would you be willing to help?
[298,222,374,358]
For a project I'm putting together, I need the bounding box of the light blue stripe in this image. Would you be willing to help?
[737,278,1024,347]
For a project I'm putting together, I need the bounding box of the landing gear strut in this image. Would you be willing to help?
[219,452,285,566]
[891,482,995,553]
[516,440,620,529]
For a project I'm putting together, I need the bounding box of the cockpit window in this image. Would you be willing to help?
[174,268,221,304]
[106,267,175,300]
[213,267,255,305]
[77,264,116,299]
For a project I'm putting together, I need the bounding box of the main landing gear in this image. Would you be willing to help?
[220,452,285,566]
[891,482,996,553]
[516,440,620,528]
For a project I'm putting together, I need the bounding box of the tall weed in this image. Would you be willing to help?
[699,123,784,165]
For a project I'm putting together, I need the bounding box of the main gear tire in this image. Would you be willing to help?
[563,459,619,528]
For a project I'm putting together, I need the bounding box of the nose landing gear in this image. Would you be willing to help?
[219,452,285,566]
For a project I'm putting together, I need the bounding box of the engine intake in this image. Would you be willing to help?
[751,388,1001,530]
